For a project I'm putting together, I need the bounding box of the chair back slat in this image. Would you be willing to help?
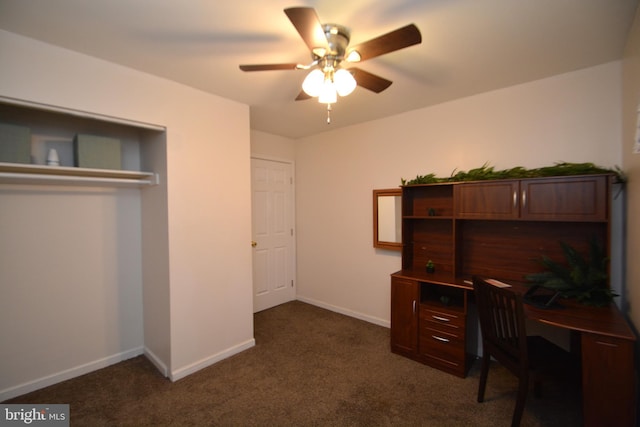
[474,276,529,371]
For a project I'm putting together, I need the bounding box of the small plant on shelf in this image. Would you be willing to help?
[426,260,435,273]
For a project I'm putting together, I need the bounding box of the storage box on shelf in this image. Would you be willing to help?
[0,122,31,164]
[73,134,122,170]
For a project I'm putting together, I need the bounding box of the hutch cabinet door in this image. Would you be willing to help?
[520,175,608,221]
[390,276,419,357]
[454,180,520,219]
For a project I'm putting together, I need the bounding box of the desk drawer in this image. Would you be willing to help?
[420,326,466,376]
[420,306,465,329]
[420,326,465,360]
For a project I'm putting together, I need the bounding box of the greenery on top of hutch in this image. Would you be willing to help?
[401,162,624,186]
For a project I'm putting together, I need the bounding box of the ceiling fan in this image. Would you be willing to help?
[239,7,422,123]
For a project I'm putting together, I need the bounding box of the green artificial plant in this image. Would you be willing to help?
[401,162,625,186]
[525,237,617,306]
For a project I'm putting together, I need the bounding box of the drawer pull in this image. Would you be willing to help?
[432,315,450,322]
[432,335,450,343]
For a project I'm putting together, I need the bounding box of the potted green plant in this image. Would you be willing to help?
[426,260,435,273]
[525,237,617,306]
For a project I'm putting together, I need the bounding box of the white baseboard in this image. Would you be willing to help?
[296,296,390,328]
[169,339,256,382]
[0,347,144,402]
[143,347,169,378]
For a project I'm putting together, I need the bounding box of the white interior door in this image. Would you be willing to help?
[251,157,295,312]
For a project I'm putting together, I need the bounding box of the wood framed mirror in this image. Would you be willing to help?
[373,188,402,251]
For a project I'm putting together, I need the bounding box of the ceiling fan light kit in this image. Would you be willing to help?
[239,7,422,123]
[302,68,356,98]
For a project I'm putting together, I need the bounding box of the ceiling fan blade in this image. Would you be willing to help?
[350,68,392,93]
[239,63,299,71]
[347,24,421,62]
[295,91,312,101]
[284,7,329,55]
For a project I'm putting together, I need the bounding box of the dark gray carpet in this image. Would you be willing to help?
[6,301,581,426]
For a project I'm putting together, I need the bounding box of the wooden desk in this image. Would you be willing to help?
[518,286,637,427]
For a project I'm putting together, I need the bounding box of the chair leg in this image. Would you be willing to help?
[511,374,529,427]
[477,353,490,403]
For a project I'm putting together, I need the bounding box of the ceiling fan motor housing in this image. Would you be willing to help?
[317,24,350,62]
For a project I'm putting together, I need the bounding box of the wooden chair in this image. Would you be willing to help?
[473,276,574,427]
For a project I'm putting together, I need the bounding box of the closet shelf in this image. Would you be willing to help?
[0,162,158,187]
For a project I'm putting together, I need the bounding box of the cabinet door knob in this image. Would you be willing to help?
[251,241,257,247]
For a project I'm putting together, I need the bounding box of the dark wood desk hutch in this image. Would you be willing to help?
[390,173,637,425]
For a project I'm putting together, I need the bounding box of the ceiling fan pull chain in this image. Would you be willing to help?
[326,104,332,124]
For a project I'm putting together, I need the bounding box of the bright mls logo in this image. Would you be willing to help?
[0,405,69,426]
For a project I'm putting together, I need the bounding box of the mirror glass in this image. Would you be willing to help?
[373,188,402,251]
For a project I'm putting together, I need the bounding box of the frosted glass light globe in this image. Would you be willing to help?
[302,69,324,97]
[334,69,356,96]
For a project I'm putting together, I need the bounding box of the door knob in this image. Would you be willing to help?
[251,241,257,247]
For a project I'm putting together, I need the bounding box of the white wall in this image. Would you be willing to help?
[251,130,296,162]
[0,30,254,398]
[293,62,623,327]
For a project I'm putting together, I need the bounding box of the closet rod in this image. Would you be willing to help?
[0,172,157,186]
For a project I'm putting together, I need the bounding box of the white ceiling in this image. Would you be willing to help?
[0,0,637,139]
